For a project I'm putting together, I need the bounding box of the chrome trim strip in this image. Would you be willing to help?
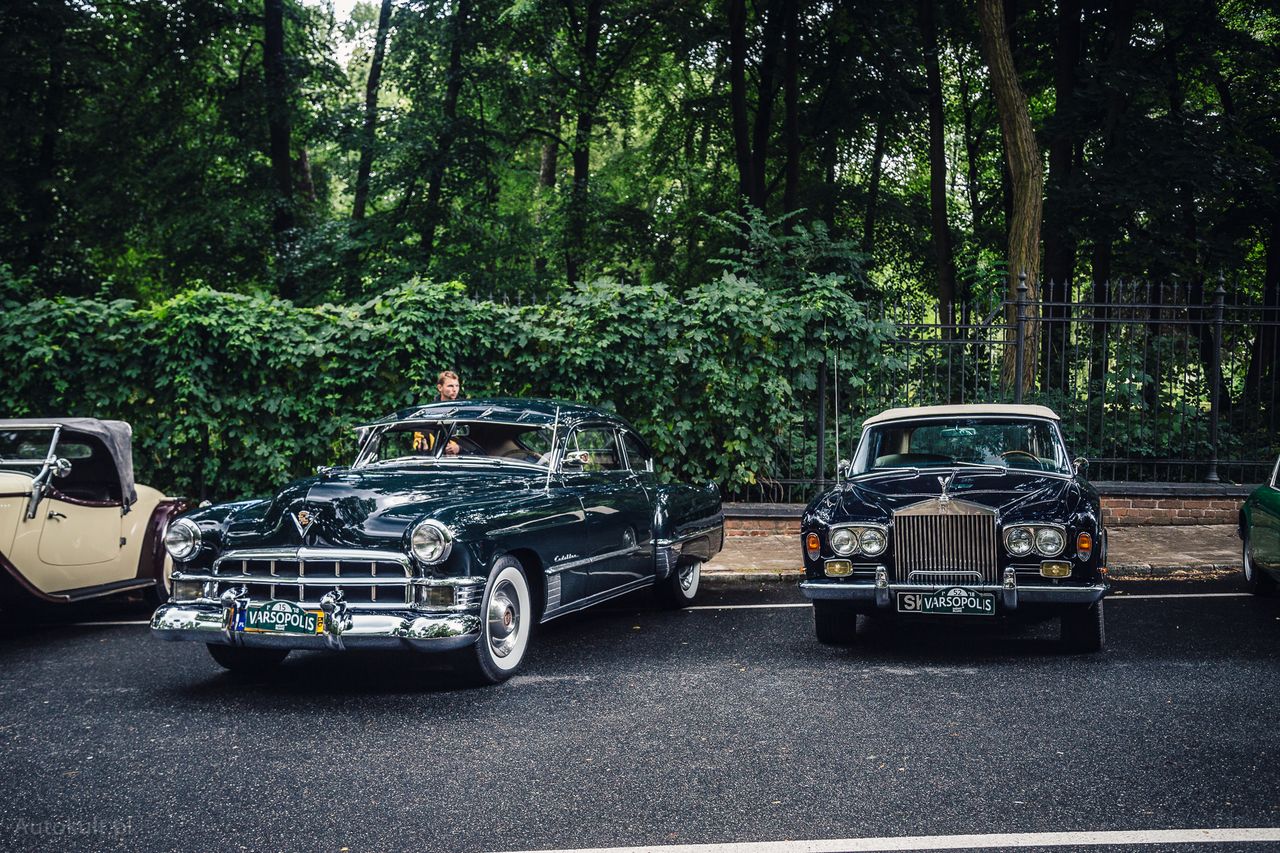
[655,523,724,547]
[545,545,650,575]
[213,547,411,572]
[174,572,483,588]
[540,575,655,622]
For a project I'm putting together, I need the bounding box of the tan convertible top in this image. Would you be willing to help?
[862,403,1060,427]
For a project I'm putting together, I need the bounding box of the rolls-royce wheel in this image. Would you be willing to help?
[458,555,532,684]
[1243,531,1276,596]
[206,644,289,672]
[813,601,858,645]
[658,557,701,608]
[1060,601,1105,653]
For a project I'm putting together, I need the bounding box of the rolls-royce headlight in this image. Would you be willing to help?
[830,528,858,556]
[1035,527,1065,557]
[1004,526,1034,556]
[410,519,453,564]
[859,527,887,556]
[163,518,201,561]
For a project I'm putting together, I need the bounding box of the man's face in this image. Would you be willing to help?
[438,377,460,400]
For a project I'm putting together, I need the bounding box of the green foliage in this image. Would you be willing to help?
[0,275,895,500]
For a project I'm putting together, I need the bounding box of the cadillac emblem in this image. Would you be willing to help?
[292,509,315,536]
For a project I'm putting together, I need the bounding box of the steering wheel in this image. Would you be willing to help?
[451,436,485,456]
[1001,450,1039,464]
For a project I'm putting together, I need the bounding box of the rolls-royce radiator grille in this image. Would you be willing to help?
[892,514,998,585]
[213,557,412,605]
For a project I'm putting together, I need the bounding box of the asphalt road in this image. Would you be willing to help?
[0,577,1277,853]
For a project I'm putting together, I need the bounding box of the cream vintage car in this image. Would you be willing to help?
[0,418,188,608]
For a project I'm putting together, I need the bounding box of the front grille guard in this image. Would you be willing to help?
[175,547,484,611]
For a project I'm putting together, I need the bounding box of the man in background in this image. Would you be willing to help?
[435,370,461,402]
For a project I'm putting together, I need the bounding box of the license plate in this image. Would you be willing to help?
[897,587,995,616]
[234,600,325,635]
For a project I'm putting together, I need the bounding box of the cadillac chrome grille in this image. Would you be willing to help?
[213,554,412,606]
[892,513,998,585]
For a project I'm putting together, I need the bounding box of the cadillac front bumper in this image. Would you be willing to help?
[151,590,481,653]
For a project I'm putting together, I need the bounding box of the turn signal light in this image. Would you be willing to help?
[805,533,821,560]
[1040,561,1072,579]
[824,560,853,578]
[1076,532,1093,560]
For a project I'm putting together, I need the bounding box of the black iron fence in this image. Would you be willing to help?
[727,275,1280,504]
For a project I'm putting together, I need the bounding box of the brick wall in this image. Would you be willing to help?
[724,486,1249,537]
[1099,496,1241,527]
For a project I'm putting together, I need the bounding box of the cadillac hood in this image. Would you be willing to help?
[206,467,545,552]
[806,470,1089,526]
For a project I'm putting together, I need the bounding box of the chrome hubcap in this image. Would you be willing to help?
[487,581,521,658]
[679,561,699,592]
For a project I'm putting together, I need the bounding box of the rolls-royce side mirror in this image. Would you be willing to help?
[51,457,72,478]
[1072,457,1089,475]
[838,458,851,479]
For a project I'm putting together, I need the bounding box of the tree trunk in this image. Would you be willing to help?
[749,0,785,211]
[727,0,752,211]
[862,115,886,256]
[1245,218,1280,428]
[921,0,956,334]
[956,56,986,255]
[782,0,800,218]
[978,0,1042,396]
[353,0,394,221]
[534,111,560,282]
[1041,0,1081,393]
[421,0,470,268]
[1087,0,1135,397]
[27,6,66,279]
[264,0,296,299]
[565,0,602,285]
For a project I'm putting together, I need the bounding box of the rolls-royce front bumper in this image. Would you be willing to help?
[151,598,481,652]
[800,567,1107,610]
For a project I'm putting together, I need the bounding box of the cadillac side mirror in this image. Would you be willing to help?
[51,457,71,478]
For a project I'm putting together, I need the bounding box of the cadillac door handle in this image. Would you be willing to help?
[47,511,66,521]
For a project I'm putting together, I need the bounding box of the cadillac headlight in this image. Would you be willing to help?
[171,579,206,601]
[830,528,858,556]
[1004,526,1034,557]
[163,518,201,561]
[1035,527,1065,557]
[859,527,887,557]
[410,519,453,564]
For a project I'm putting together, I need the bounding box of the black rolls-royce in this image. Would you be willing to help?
[151,399,724,683]
[800,404,1108,652]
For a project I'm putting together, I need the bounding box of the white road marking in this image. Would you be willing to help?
[1110,592,1250,600]
[688,603,812,611]
[68,620,151,627]
[496,827,1280,853]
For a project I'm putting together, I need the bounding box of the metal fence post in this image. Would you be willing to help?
[1205,275,1226,483]
[1014,271,1028,404]
[816,358,828,492]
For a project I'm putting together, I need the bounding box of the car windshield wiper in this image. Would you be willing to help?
[949,462,1007,473]
[852,467,921,481]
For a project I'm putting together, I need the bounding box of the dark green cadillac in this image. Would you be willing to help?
[151,399,723,683]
